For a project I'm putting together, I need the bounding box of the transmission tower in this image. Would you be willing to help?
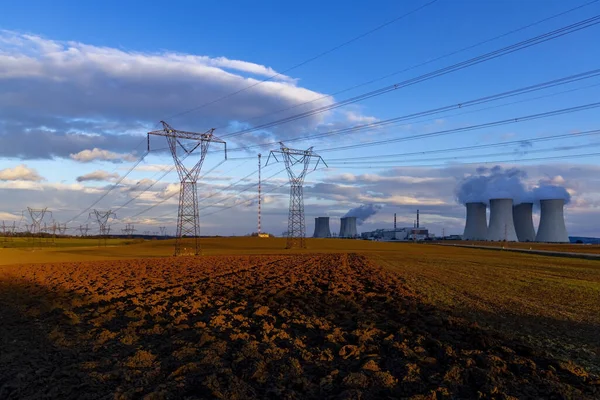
[267,142,326,249]
[1,221,7,242]
[56,223,68,236]
[91,210,116,246]
[79,224,89,237]
[159,226,167,237]
[258,153,262,236]
[27,207,50,249]
[122,223,136,238]
[148,121,226,256]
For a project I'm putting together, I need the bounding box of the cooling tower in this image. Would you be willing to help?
[339,218,347,238]
[513,203,536,242]
[535,199,569,243]
[487,198,518,242]
[339,217,358,238]
[313,217,331,238]
[463,202,487,240]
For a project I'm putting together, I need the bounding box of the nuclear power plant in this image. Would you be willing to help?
[536,199,569,243]
[460,198,569,243]
[313,217,331,238]
[463,202,487,240]
[339,217,358,238]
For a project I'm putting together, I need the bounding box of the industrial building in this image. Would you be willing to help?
[360,211,429,241]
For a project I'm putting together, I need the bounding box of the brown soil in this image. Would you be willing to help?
[0,254,598,399]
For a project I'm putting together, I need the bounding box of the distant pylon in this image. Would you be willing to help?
[258,153,262,236]
[27,207,50,249]
[91,210,116,246]
[56,223,68,236]
[159,226,167,237]
[267,142,326,249]
[148,121,226,256]
[122,223,136,238]
[79,224,89,236]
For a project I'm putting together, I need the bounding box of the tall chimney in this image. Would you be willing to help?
[417,209,420,228]
[394,213,397,230]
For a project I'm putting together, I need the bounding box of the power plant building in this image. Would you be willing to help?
[313,217,331,238]
[535,199,569,243]
[463,202,487,240]
[513,203,536,242]
[486,198,518,241]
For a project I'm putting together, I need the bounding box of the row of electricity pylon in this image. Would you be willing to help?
[146,121,325,255]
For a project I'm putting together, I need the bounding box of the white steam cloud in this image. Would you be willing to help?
[455,166,571,205]
[344,203,384,225]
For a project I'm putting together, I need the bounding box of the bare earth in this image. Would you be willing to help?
[0,251,598,399]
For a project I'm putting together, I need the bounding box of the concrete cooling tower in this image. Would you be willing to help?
[463,202,487,240]
[513,203,536,242]
[487,198,518,242]
[339,217,358,238]
[535,199,569,243]
[313,217,331,238]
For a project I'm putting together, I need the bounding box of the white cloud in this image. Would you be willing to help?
[0,164,43,181]
[70,148,137,163]
[0,30,381,161]
[76,170,120,182]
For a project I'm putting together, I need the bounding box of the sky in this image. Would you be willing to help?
[1,0,600,238]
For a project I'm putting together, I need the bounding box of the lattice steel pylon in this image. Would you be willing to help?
[91,210,116,246]
[122,223,136,238]
[79,224,89,236]
[27,207,50,249]
[267,142,326,249]
[148,121,226,256]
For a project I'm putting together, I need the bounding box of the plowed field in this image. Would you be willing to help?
[1,254,597,399]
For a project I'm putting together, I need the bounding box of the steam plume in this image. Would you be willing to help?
[344,203,384,225]
[455,166,530,205]
[455,166,572,205]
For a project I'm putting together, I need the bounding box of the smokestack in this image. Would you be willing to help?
[417,209,420,228]
[314,217,331,238]
[513,203,536,242]
[463,202,487,241]
[487,198,518,242]
[394,213,396,230]
[535,199,569,243]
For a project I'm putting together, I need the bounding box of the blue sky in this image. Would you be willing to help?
[1,0,599,237]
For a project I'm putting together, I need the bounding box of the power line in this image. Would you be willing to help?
[327,141,600,165]
[317,101,600,153]
[66,149,148,224]
[163,0,439,121]
[326,151,600,169]
[221,14,600,138]
[213,0,599,135]
[220,68,600,153]
[124,158,256,220]
[326,128,600,161]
